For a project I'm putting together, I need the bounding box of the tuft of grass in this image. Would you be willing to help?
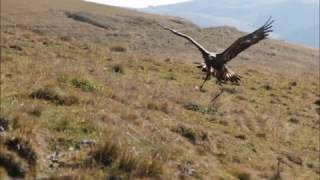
[183,102,216,115]
[0,115,10,132]
[0,148,28,178]
[1,54,14,62]
[178,160,198,178]
[93,140,119,166]
[229,167,251,180]
[4,137,37,166]
[30,88,79,105]
[111,64,124,74]
[27,106,42,117]
[47,117,98,151]
[71,78,98,92]
[9,45,23,51]
[262,84,273,90]
[110,45,127,52]
[171,124,208,144]
[57,73,69,84]
[92,138,163,178]
[237,172,251,180]
[118,151,138,172]
[146,102,169,114]
[135,155,163,177]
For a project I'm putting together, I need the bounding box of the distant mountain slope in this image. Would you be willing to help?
[143,0,320,48]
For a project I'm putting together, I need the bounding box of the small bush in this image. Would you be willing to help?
[92,139,163,177]
[118,150,138,172]
[135,156,163,177]
[184,102,200,111]
[286,153,303,165]
[289,81,297,86]
[146,102,169,114]
[93,141,119,166]
[172,124,208,144]
[9,45,23,51]
[229,167,251,180]
[262,84,272,90]
[237,172,251,180]
[183,102,216,115]
[30,88,79,106]
[71,78,98,92]
[0,149,28,178]
[27,106,42,117]
[57,73,69,84]
[178,160,197,178]
[110,45,126,52]
[198,106,216,115]
[0,115,10,132]
[5,137,37,166]
[111,64,124,74]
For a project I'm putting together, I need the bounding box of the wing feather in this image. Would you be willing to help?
[220,17,274,62]
[162,26,210,57]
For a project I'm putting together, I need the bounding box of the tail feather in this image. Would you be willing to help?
[196,64,241,84]
[215,66,241,84]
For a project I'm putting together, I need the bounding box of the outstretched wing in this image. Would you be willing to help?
[162,26,210,57]
[219,17,274,62]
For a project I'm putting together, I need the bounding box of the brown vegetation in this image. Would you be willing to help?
[1,0,319,179]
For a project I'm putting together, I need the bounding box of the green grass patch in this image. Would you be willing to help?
[71,78,99,92]
[183,102,216,115]
[46,117,98,151]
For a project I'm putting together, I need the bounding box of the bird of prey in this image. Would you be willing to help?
[162,18,274,90]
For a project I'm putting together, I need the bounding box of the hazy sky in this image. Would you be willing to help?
[84,0,191,8]
[85,0,319,8]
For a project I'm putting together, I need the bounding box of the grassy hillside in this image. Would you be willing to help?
[1,0,319,179]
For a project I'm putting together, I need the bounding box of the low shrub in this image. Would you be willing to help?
[71,78,98,92]
[30,88,79,106]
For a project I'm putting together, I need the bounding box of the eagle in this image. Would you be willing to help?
[163,18,274,90]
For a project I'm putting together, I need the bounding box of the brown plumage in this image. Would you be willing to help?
[162,17,274,90]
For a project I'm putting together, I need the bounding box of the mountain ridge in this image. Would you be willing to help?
[143,0,319,48]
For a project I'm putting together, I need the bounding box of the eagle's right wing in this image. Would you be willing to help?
[219,17,274,63]
[162,26,210,57]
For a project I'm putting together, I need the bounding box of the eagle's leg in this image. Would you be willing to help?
[199,70,210,91]
[211,88,224,102]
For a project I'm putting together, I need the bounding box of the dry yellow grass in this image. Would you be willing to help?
[1,0,319,179]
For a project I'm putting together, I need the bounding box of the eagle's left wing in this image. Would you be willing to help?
[219,17,274,63]
[161,25,211,58]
